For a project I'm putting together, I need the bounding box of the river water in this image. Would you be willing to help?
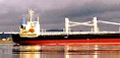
[0,44,120,58]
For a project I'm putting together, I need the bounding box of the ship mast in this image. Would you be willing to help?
[28,9,34,22]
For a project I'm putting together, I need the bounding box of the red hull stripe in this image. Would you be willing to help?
[24,39,120,45]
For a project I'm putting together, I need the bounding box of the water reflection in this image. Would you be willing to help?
[12,45,120,58]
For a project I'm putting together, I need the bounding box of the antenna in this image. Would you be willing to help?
[37,16,40,23]
[28,9,34,22]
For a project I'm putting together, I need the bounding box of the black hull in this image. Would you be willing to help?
[12,33,120,45]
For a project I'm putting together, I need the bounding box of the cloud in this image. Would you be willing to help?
[0,0,120,31]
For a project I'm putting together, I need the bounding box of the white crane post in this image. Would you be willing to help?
[93,17,99,32]
[65,17,69,33]
[36,16,40,34]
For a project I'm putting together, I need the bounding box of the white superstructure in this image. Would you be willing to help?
[19,9,40,38]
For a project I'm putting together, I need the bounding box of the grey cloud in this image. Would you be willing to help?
[0,0,120,31]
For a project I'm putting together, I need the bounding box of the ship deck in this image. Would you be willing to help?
[1,31,120,35]
[39,31,120,35]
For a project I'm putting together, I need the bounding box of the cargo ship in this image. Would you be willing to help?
[12,10,120,45]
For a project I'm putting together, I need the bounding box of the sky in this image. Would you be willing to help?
[0,0,120,31]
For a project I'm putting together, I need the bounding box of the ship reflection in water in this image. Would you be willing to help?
[12,45,120,58]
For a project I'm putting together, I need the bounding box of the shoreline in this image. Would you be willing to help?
[0,38,13,44]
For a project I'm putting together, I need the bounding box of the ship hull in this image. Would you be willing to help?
[12,33,120,45]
